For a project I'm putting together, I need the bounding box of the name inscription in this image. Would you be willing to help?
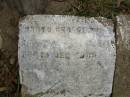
[25,26,99,33]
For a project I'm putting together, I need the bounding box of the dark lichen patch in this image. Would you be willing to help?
[80,55,85,58]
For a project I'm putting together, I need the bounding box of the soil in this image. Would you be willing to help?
[0,2,20,97]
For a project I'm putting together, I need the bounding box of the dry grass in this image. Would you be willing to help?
[66,0,119,18]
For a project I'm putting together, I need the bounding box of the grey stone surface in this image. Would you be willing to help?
[19,15,116,97]
[112,15,130,97]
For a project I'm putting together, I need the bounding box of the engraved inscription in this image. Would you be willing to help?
[19,15,116,97]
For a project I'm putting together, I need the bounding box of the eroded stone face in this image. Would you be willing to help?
[19,15,116,97]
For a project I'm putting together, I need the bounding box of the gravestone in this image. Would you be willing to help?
[19,15,116,97]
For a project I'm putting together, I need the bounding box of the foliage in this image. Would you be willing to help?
[66,0,119,19]
[124,0,130,4]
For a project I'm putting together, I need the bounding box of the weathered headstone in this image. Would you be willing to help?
[19,15,116,97]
